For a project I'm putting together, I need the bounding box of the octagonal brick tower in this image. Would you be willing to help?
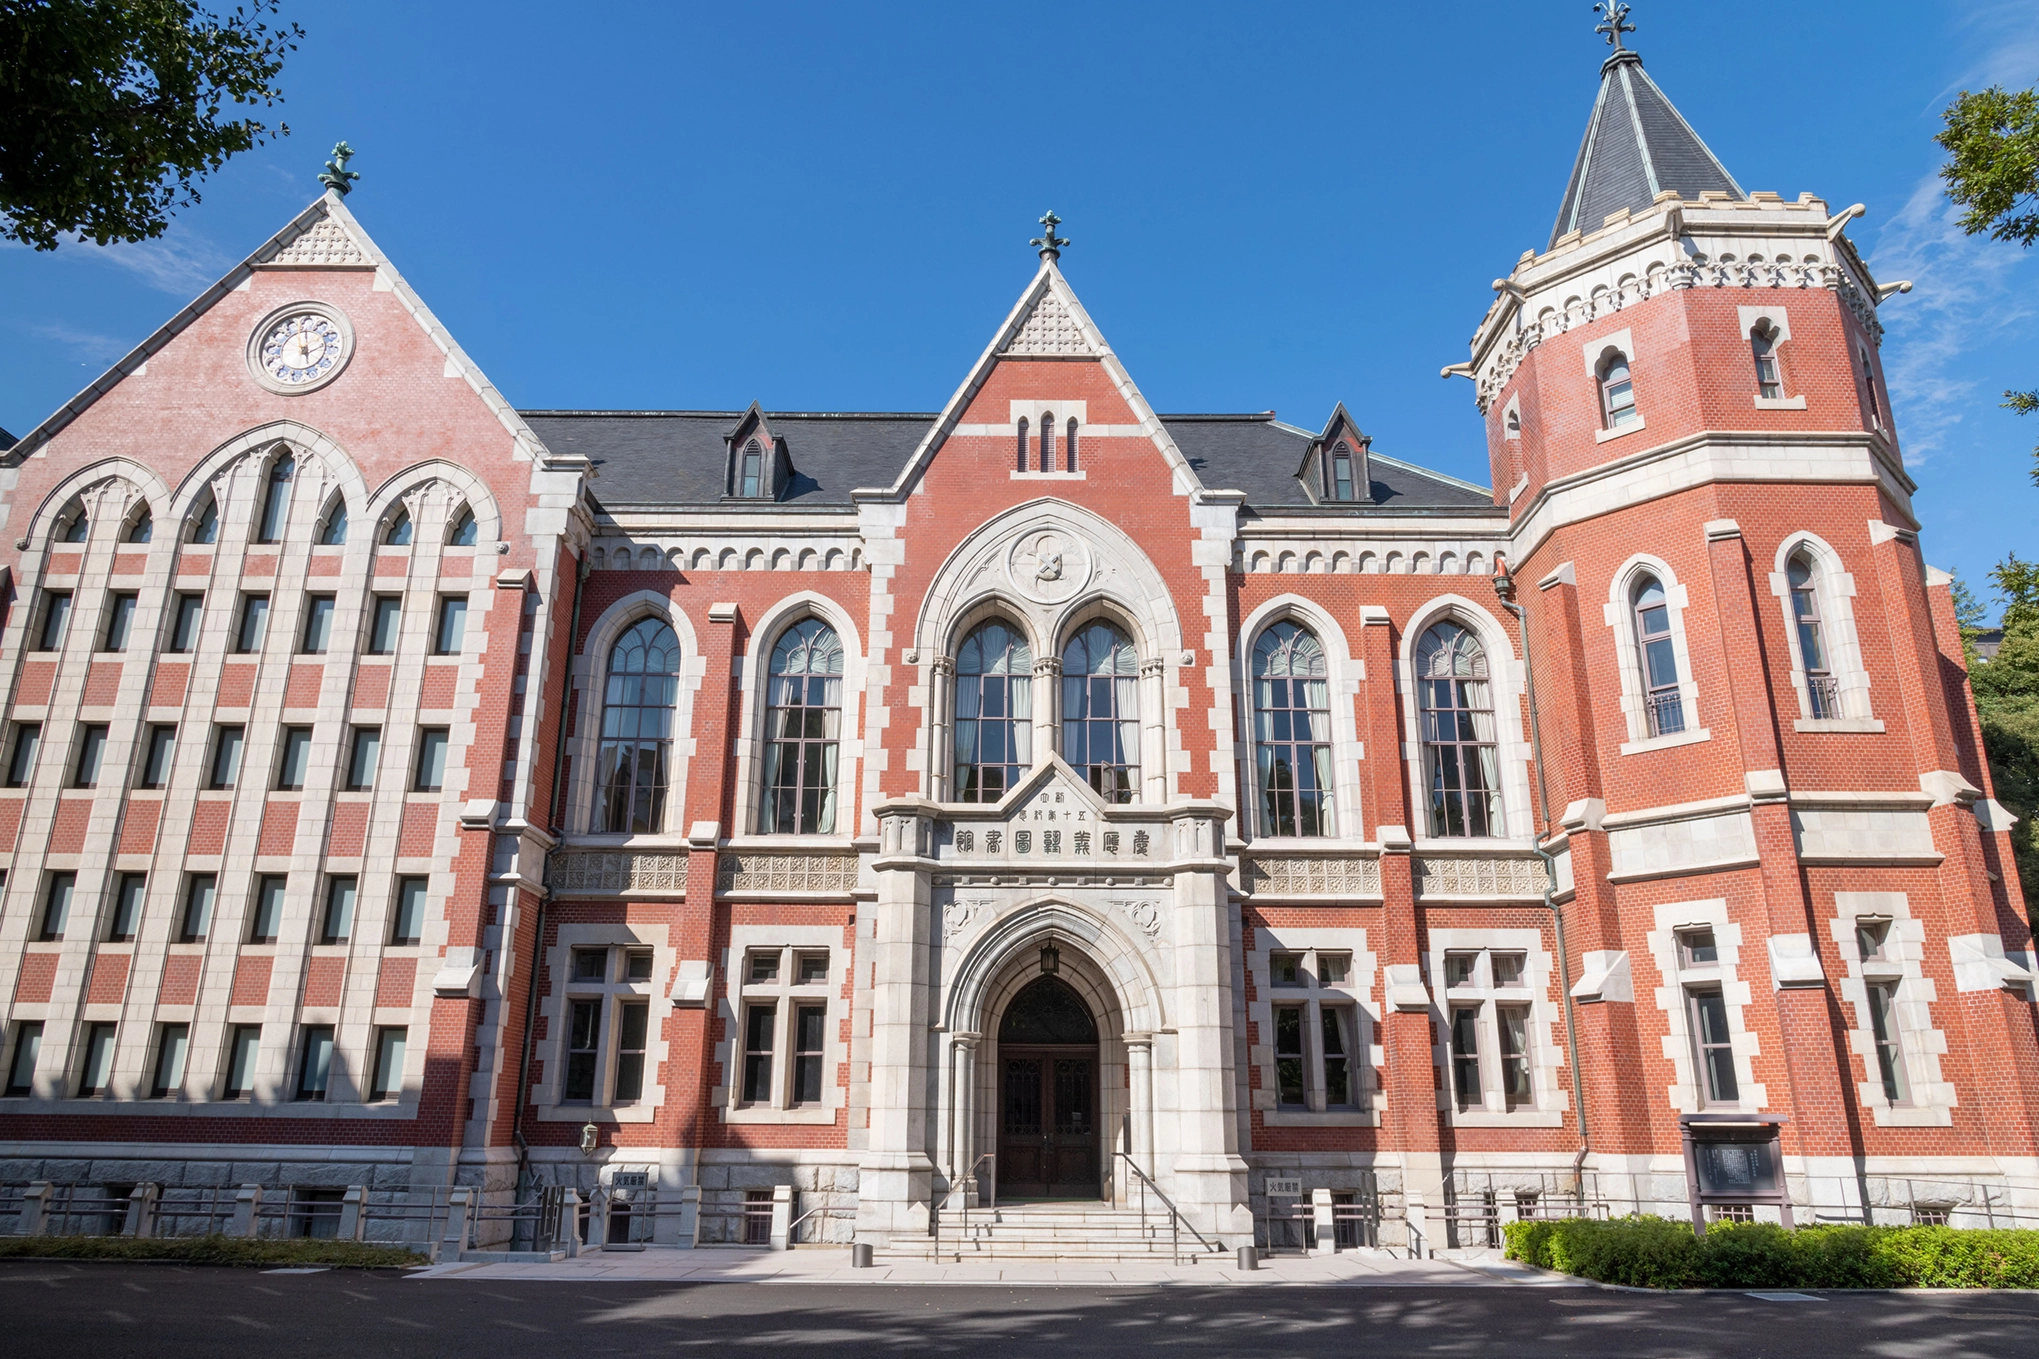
[1454,35,2039,1202]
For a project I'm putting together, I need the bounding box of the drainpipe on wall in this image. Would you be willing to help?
[1493,558,1594,1200]
[511,552,588,1220]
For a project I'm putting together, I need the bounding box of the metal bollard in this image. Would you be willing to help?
[556,1189,582,1258]
[851,1242,875,1268]
[1311,1188,1336,1255]
[1236,1244,1259,1271]
[678,1185,702,1249]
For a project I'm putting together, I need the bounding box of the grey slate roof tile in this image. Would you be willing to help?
[1550,49,1742,248]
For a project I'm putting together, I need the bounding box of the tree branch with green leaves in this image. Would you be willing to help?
[0,0,302,251]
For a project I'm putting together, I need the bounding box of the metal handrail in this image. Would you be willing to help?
[1114,1151,1220,1260]
[930,1153,994,1241]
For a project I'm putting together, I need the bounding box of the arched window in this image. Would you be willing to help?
[1788,554,1839,718]
[1329,442,1356,502]
[188,495,218,545]
[57,507,88,542]
[1061,621,1138,802]
[1750,323,1782,399]
[124,508,152,543]
[595,618,682,833]
[953,620,1032,802]
[761,619,843,834]
[447,506,477,547]
[1065,416,1079,473]
[317,498,348,545]
[739,439,764,497]
[1039,412,1055,473]
[1016,417,1030,472]
[1251,622,1332,836]
[1598,351,1638,429]
[1505,407,1521,435]
[256,454,294,542]
[1631,575,1685,737]
[383,507,413,546]
[1417,622,1500,837]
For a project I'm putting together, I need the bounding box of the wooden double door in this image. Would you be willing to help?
[998,1044,1100,1199]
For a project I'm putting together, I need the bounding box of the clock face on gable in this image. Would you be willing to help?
[248,304,353,393]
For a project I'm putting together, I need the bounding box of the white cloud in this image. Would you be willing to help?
[21,320,130,367]
[85,230,230,297]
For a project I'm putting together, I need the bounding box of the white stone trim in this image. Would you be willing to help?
[1645,899,1767,1115]
[1244,926,1380,1125]
[713,923,847,1124]
[729,591,866,838]
[1769,531,1874,724]
[1426,927,1568,1127]
[1397,596,1535,842]
[530,923,673,1123]
[1603,553,1710,754]
[1236,595,1365,841]
[1829,892,1955,1127]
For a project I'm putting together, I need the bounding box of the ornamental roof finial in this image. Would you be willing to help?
[1594,1,1636,52]
[319,142,360,196]
[1031,210,1069,262]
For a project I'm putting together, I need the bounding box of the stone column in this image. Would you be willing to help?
[1124,1031,1156,1177]
[952,1032,982,1195]
[1032,657,1063,769]
[928,657,954,801]
[1163,800,1254,1240]
[855,796,941,1247]
[1139,658,1168,804]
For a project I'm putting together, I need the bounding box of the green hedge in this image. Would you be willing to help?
[0,1233,427,1269]
[1503,1217,2039,1289]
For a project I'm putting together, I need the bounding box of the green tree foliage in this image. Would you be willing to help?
[1939,84,2039,482]
[1971,556,2039,913]
[0,0,301,250]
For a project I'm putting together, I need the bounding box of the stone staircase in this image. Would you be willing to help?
[886,1200,1226,1263]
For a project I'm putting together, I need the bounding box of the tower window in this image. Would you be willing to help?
[1860,345,1883,430]
[1630,574,1685,737]
[1598,352,1638,429]
[1065,417,1079,472]
[1750,324,1782,399]
[1787,553,1839,719]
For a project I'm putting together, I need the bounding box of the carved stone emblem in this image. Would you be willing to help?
[1110,898,1162,938]
[943,899,989,940]
[1007,528,1091,604]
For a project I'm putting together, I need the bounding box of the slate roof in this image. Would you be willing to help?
[518,410,1495,515]
[1549,48,1743,249]
[0,426,14,453]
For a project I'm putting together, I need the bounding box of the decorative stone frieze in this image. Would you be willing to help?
[716,850,860,896]
[549,849,690,895]
[1241,855,1383,899]
[1412,855,1544,899]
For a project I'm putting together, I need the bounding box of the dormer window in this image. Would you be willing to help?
[1329,442,1356,502]
[1598,352,1638,429]
[739,439,764,497]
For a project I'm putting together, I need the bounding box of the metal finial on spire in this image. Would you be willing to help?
[319,142,360,196]
[1594,1,1635,51]
[1031,210,1069,261]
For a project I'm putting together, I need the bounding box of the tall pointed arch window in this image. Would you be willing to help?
[595,619,682,833]
[447,506,478,546]
[1417,622,1500,837]
[1039,412,1055,473]
[1631,575,1685,737]
[1062,622,1138,802]
[739,439,764,497]
[1750,323,1782,399]
[124,508,153,543]
[383,507,413,547]
[761,619,843,834]
[1598,352,1638,430]
[1787,554,1840,719]
[188,495,218,545]
[57,506,88,542]
[953,621,1032,802]
[1065,417,1079,472]
[256,454,295,542]
[1016,418,1030,471]
[1251,622,1333,837]
[317,498,348,545]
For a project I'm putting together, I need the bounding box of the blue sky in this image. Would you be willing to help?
[4,1,2037,613]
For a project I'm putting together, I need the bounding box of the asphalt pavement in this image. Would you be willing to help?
[4,1260,2038,1357]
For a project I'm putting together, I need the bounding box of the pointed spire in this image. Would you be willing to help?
[1548,6,1742,249]
[1030,210,1069,262]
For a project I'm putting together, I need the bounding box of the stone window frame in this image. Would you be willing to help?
[714,923,845,1125]
[1397,596,1535,846]
[1604,554,1711,755]
[1582,328,1645,444]
[564,594,706,844]
[1829,891,1954,1127]
[1008,400,1087,480]
[1768,532,1882,733]
[1245,925,1381,1127]
[1426,927,1566,1128]
[728,593,866,840]
[533,923,672,1125]
[1234,596,1364,843]
[1738,304,1807,410]
[1644,899,1767,1115]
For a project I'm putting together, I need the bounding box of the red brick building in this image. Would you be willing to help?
[0,29,2031,1255]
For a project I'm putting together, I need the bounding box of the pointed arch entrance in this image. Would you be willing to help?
[997,973,1102,1199]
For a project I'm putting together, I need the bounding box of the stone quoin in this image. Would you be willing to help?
[0,16,2031,1256]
